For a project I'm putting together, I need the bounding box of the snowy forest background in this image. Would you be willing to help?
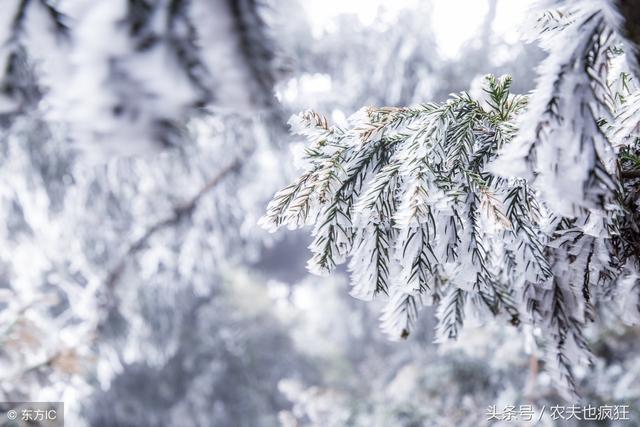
[1,0,640,426]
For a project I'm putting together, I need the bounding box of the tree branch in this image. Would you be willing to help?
[105,159,242,292]
[621,169,640,179]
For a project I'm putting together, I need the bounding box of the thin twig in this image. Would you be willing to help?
[105,159,242,292]
[621,170,640,179]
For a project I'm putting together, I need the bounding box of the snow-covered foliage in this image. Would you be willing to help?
[85,272,316,427]
[3,0,640,423]
[0,1,291,415]
[262,75,527,324]
[275,277,640,427]
[491,0,631,217]
[1,0,281,156]
[0,107,286,415]
[262,0,640,397]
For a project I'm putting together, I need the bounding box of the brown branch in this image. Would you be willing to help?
[621,169,640,179]
[524,354,539,402]
[105,159,242,292]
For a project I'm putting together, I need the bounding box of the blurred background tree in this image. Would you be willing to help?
[0,1,638,426]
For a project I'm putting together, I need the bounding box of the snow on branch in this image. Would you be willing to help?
[261,63,640,397]
[491,0,627,218]
[262,77,537,339]
[2,0,282,157]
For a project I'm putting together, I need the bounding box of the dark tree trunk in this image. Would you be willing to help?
[615,0,640,73]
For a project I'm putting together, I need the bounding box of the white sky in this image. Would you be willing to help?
[304,0,529,58]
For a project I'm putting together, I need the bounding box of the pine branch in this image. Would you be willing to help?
[262,61,639,397]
